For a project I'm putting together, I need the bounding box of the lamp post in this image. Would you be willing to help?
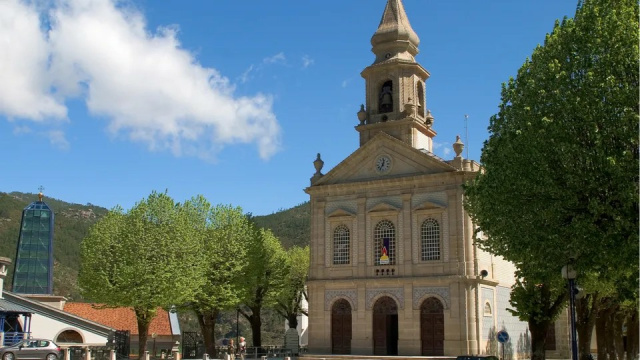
[152,333,157,360]
[561,263,578,360]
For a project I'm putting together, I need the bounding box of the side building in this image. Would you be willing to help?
[304,0,569,357]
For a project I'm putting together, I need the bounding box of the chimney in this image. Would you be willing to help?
[0,257,11,299]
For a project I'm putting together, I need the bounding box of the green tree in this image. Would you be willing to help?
[79,192,206,356]
[464,0,638,359]
[273,246,309,329]
[238,227,287,347]
[187,201,252,357]
[507,275,566,359]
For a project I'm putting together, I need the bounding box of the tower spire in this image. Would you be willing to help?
[370,0,420,64]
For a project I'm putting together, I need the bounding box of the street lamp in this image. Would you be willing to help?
[152,333,157,360]
[561,263,578,360]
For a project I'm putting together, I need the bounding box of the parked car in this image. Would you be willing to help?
[0,339,62,360]
[456,356,499,360]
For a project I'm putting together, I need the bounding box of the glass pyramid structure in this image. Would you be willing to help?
[12,195,54,294]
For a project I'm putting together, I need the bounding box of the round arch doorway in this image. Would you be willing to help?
[372,296,398,355]
[331,299,352,354]
[420,297,444,355]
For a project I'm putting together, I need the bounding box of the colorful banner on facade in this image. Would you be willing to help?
[379,237,390,264]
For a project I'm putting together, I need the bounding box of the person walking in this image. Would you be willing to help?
[227,339,235,360]
[238,337,246,360]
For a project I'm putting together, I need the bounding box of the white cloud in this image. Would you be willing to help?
[0,1,67,121]
[239,65,254,84]
[47,130,70,150]
[341,80,349,88]
[0,0,281,160]
[433,141,452,158]
[13,125,32,135]
[302,55,314,68]
[263,52,286,65]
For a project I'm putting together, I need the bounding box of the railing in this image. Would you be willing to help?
[3,332,29,346]
[374,267,396,276]
[203,346,296,359]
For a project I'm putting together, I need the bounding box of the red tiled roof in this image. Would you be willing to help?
[63,303,172,335]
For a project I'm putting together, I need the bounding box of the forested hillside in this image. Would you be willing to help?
[252,202,311,248]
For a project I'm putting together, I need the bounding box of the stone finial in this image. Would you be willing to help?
[313,153,324,175]
[357,104,367,124]
[453,135,464,158]
[425,110,434,127]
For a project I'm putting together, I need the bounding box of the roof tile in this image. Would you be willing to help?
[63,303,172,335]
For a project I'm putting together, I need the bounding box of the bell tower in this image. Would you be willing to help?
[356,0,436,152]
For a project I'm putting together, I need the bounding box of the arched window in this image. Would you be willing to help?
[56,330,83,343]
[417,82,425,117]
[374,220,395,265]
[378,81,393,113]
[333,225,350,265]
[421,218,440,261]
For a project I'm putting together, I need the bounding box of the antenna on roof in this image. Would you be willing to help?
[464,114,469,159]
[38,185,45,202]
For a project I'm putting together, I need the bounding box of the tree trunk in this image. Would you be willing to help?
[596,305,608,360]
[576,295,598,360]
[613,309,625,360]
[196,309,219,358]
[606,306,617,360]
[134,307,157,359]
[529,319,550,360]
[248,306,262,348]
[286,313,298,330]
[626,309,639,360]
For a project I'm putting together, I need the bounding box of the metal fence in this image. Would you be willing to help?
[205,347,295,359]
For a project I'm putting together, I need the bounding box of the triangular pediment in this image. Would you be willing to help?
[368,202,401,213]
[312,132,456,187]
[413,200,445,211]
[327,209,356,218]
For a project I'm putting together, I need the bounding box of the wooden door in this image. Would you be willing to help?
[331,299,352,354]
[420,297,444,356]
[373,296,398,355]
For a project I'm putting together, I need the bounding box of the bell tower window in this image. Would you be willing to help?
[379,81,393,114]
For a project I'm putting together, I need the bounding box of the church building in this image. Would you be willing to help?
[305,0,568,357]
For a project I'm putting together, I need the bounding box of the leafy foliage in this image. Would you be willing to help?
[464,0,638,358]
[273,246,309,329]
[79,191,206,356]
[239,227,288,347]
[187,200,253,356]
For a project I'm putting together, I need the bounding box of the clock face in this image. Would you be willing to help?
[375,155,392,173]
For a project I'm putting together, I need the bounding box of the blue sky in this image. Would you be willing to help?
[0,0,578,216]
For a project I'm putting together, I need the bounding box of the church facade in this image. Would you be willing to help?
[305,0,569,357]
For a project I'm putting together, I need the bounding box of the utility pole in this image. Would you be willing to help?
[464,114,469,159]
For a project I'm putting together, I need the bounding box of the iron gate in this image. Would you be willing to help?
[181,332,204,359]
[114,330,130,360]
